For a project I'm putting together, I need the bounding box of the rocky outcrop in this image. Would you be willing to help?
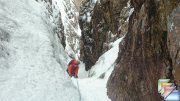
[107,0,180,101]
[79,0,132,70]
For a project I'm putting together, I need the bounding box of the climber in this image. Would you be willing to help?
[67,59,80,78]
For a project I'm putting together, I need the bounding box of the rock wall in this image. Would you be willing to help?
[79,0,132,70]
[79,0,97,70]
[107,0,180,101]
[167,5,180,89]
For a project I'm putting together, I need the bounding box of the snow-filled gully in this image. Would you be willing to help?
[0,0,125,101]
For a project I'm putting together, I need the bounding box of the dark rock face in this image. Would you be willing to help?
[79,0,97,71]
[79,0,130,70]
[167,5,180,89]
[107,0,180,101]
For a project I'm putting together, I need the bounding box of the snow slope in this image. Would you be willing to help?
[76,37,124,101]
[0,0,79,101]
[89,37,124,78]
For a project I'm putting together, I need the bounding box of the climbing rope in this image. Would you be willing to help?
[75,78,81,101]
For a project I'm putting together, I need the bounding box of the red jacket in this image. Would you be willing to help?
[67,59,80,77]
